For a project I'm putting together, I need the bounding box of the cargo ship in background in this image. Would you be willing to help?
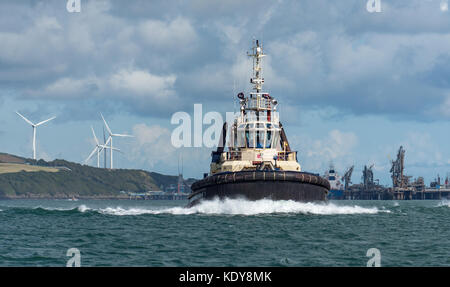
[324,164,344,199]
[188,39,330,206]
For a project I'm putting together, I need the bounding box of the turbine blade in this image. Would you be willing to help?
[100,113,112,135]
[98,141,122,150]
[102,146,123,153]
[36,116,56,126]
[98,143,116,149]
[16,111,34,126]
[112,133,134,138]
[85,147,98,163]
[91,126,99,145]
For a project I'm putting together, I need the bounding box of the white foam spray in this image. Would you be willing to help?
[77,205,90,212]
[96,198,386,216]
[437,199,450,208]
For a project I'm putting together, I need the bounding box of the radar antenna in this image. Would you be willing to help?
[247,39,266,93]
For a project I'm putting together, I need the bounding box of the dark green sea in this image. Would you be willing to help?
[0,198,448,266]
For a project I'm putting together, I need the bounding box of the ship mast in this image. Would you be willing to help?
[248,39,266,93]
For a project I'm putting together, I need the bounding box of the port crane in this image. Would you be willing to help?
[343,165,354,192]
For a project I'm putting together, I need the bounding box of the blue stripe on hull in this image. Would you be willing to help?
[327,189,344,198]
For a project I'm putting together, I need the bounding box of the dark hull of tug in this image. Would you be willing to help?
[188,171,330,207]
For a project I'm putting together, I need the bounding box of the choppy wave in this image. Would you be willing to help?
[98,198,385,216]
[0,205,92,215]
[34,206,78,211]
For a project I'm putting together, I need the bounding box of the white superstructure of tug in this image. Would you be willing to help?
[210,40,301,175]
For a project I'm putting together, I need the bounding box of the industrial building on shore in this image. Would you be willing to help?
[331,146,450,200]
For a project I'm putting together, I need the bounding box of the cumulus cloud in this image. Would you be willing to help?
[294,129,358,172]
[130,123,176,169]
[128,123,211,174]
[24,67,180,117]
[2,0,450,123]
[33,77,100,98]
[109,69,176,97]
[398,132,446,168]
[266,30,450,120]
[436,94,450,118]
[0,1,193,117]
[307,130,358,159]
[0,16,63,64]
[139,17,197,50]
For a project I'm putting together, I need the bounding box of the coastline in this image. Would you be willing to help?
[0,194,131,200]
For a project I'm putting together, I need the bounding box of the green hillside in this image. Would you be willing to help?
[0,163,60,174]
[0,153,190,199]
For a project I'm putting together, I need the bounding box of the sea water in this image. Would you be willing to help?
[0,198,448,266]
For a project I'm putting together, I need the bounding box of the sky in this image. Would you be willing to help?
[0,0,450,186]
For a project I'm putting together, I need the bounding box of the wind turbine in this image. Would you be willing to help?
[84,126,118,168]
[16,111,56,160]
[100,113,133,169]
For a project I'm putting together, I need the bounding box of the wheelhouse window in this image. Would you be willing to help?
[266,130,272,148]
[255,123,265,149]
[237,124,246,147]
[247,124,255,148]
[236,121,281,149]
[270,124,280,149]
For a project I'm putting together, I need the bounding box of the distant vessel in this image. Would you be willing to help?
[324,164,344,199]
[188,40,330,206]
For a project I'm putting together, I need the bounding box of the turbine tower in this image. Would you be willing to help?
[100,113,133,169]
[16,111,56,160]
[103,126,107,168]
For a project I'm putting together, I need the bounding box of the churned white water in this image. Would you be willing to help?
[437,200,450,207]
[95,198,385,216]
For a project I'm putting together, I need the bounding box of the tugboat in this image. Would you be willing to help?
[188,40,330,206]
